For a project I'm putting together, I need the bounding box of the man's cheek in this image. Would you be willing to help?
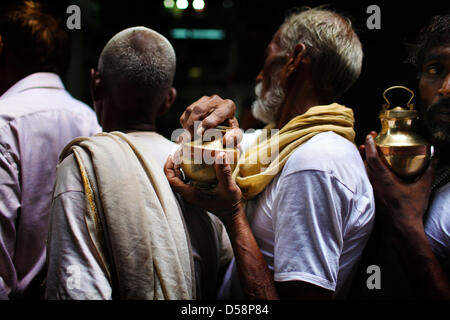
[419,78,437,108]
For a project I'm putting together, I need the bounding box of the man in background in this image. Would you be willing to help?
[361,13,450,299]
[0,1,100,299]
[44,27,232,300]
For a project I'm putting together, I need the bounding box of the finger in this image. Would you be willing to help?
[172,147,182,167]
[164,155,178,181]
[214,152,234,188]
[228,116,240,130]
[187,98,214,135]
[200,99,236,133]
[364,134,387,172]
[164,156,202,202]
[358,144,366,160]
[369,131,378,138]
[358,131,377,160]
[164,155,184,181]
[176,129,192,144]
[182,96,212,135]
[364,134,399,182]
[224,127,243,148]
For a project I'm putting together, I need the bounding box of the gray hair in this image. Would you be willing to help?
[279,7,363,99]
[98,26,176,103]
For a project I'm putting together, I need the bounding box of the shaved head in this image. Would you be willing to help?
[93,27,177,131]
[98,26,176,106]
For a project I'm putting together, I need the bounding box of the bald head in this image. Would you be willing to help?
[93,27,177,132]
[99,27,175,93]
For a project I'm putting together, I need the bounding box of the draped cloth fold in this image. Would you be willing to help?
[233,103,356,199]
[59,131,195,300]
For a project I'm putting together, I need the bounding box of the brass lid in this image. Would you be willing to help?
[379,106,418,119]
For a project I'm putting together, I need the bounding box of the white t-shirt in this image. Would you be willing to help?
[220,131,375,299]
[425,182,450,274]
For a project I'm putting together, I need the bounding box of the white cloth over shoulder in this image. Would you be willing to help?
[45,131,233,300]
[46,132,195,300]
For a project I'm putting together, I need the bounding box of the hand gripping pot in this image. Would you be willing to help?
[180,126,240,189]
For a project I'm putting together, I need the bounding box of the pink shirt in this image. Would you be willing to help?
[0,73,101,298]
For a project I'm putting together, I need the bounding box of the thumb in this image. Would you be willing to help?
[215,152,234,188]
[419,157,438,189]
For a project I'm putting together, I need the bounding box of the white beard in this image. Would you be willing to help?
[251,79,285,124]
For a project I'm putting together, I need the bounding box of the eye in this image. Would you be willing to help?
[424,63,443,76]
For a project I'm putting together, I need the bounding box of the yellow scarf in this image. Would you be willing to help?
[232,103,355,199]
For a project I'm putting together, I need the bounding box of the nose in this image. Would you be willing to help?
[438,72,450,98]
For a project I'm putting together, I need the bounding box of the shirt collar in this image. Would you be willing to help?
[0,72,65,100]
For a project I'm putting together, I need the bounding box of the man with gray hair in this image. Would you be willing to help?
[166,7,375,299]
[45,27,233,300]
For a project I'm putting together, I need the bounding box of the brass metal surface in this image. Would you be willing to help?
[180,127,239,189]
[375,86,431,180]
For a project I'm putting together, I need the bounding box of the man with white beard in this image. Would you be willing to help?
[166,7,375,299]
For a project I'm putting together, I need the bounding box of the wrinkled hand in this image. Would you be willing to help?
[361,131,437,231]
[176,95,243,147]
[164,152,243,223]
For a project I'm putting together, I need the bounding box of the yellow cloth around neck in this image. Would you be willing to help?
[232,103,355,199]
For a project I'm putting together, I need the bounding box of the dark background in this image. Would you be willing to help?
[39,0,449,145]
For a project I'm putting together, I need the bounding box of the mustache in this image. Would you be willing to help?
[427,98,450,116]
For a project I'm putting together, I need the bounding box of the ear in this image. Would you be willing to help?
[90,68,103,102]
[285,43,308,78]
[157,87,177,116]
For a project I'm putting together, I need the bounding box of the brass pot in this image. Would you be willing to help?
[180,126,239,189]
[375,86,431,180]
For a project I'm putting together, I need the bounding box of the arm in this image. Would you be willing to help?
[164,153,278,300]
[0,145,21,299]
[363,133,450,299]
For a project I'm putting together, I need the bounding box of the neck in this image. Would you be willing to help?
[103,123,157,134]
[124,123,157,133]
[276,81,331,129]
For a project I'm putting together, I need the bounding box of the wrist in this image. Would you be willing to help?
[383,203,425,230]
[391,216,426,243]
[219,202,246,227]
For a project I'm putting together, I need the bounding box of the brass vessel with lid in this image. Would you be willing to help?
[375,86,431,180]
[180,125,239,188]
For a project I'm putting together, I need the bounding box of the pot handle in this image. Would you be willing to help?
[382,85,415,110]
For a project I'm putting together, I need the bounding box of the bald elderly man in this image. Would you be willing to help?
[44,27,232,300]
